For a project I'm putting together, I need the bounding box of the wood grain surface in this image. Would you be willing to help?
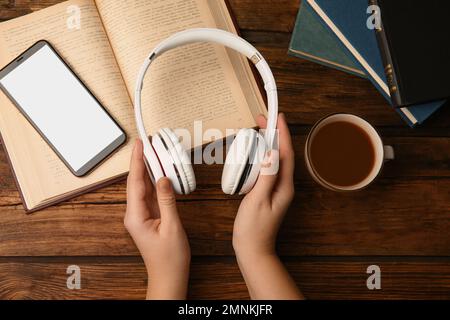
[1,257,450,299]
[0,0,449,300]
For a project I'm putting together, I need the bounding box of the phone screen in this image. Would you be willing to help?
[0,42,126,176]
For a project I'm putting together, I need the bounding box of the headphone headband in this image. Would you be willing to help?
[134,28,278,182]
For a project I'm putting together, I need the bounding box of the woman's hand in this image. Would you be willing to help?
[125,139,190,300]
[233,113,295,257]
[233,113,303,300]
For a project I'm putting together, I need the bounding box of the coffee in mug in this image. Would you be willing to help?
[305,114,394,191]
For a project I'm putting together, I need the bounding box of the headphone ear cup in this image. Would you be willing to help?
[222,129,257,195]
[160,128,196,194]
[152,133,184,195]
[238,131,266,195]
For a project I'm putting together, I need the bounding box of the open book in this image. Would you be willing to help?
[0,0,266,212]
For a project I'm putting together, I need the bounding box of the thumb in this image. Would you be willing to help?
[250,150,279,198]
[156,177,181,224]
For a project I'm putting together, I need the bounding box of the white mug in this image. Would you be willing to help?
[305,114,394,192]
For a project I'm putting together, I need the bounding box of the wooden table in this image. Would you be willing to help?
[0,0,449,300]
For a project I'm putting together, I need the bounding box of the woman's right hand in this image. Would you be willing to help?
[232,113,303,300]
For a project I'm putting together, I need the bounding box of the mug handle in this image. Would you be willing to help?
[383,145,395,162]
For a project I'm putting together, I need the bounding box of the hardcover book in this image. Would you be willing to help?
[374,0,450,107]
[306,0,446,127]
[288,1,366,79]
[0,0,266,212]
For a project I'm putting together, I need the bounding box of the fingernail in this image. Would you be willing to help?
[158,178,172,193]
[261,151,272,168]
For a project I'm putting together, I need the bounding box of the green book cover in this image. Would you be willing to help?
[288,1,367,78]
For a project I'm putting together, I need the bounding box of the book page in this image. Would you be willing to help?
[0,0,134,209]
[95,0,263,148]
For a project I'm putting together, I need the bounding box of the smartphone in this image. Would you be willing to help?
[0,40,126,176]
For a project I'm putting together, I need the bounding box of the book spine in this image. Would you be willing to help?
[370,0,403,107]
[287,49,368,79]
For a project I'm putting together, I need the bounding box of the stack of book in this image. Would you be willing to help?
[289,0,448,127]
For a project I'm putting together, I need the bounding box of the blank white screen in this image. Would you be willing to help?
[0,44,123,172]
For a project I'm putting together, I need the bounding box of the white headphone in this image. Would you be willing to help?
[134,28,278,195]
